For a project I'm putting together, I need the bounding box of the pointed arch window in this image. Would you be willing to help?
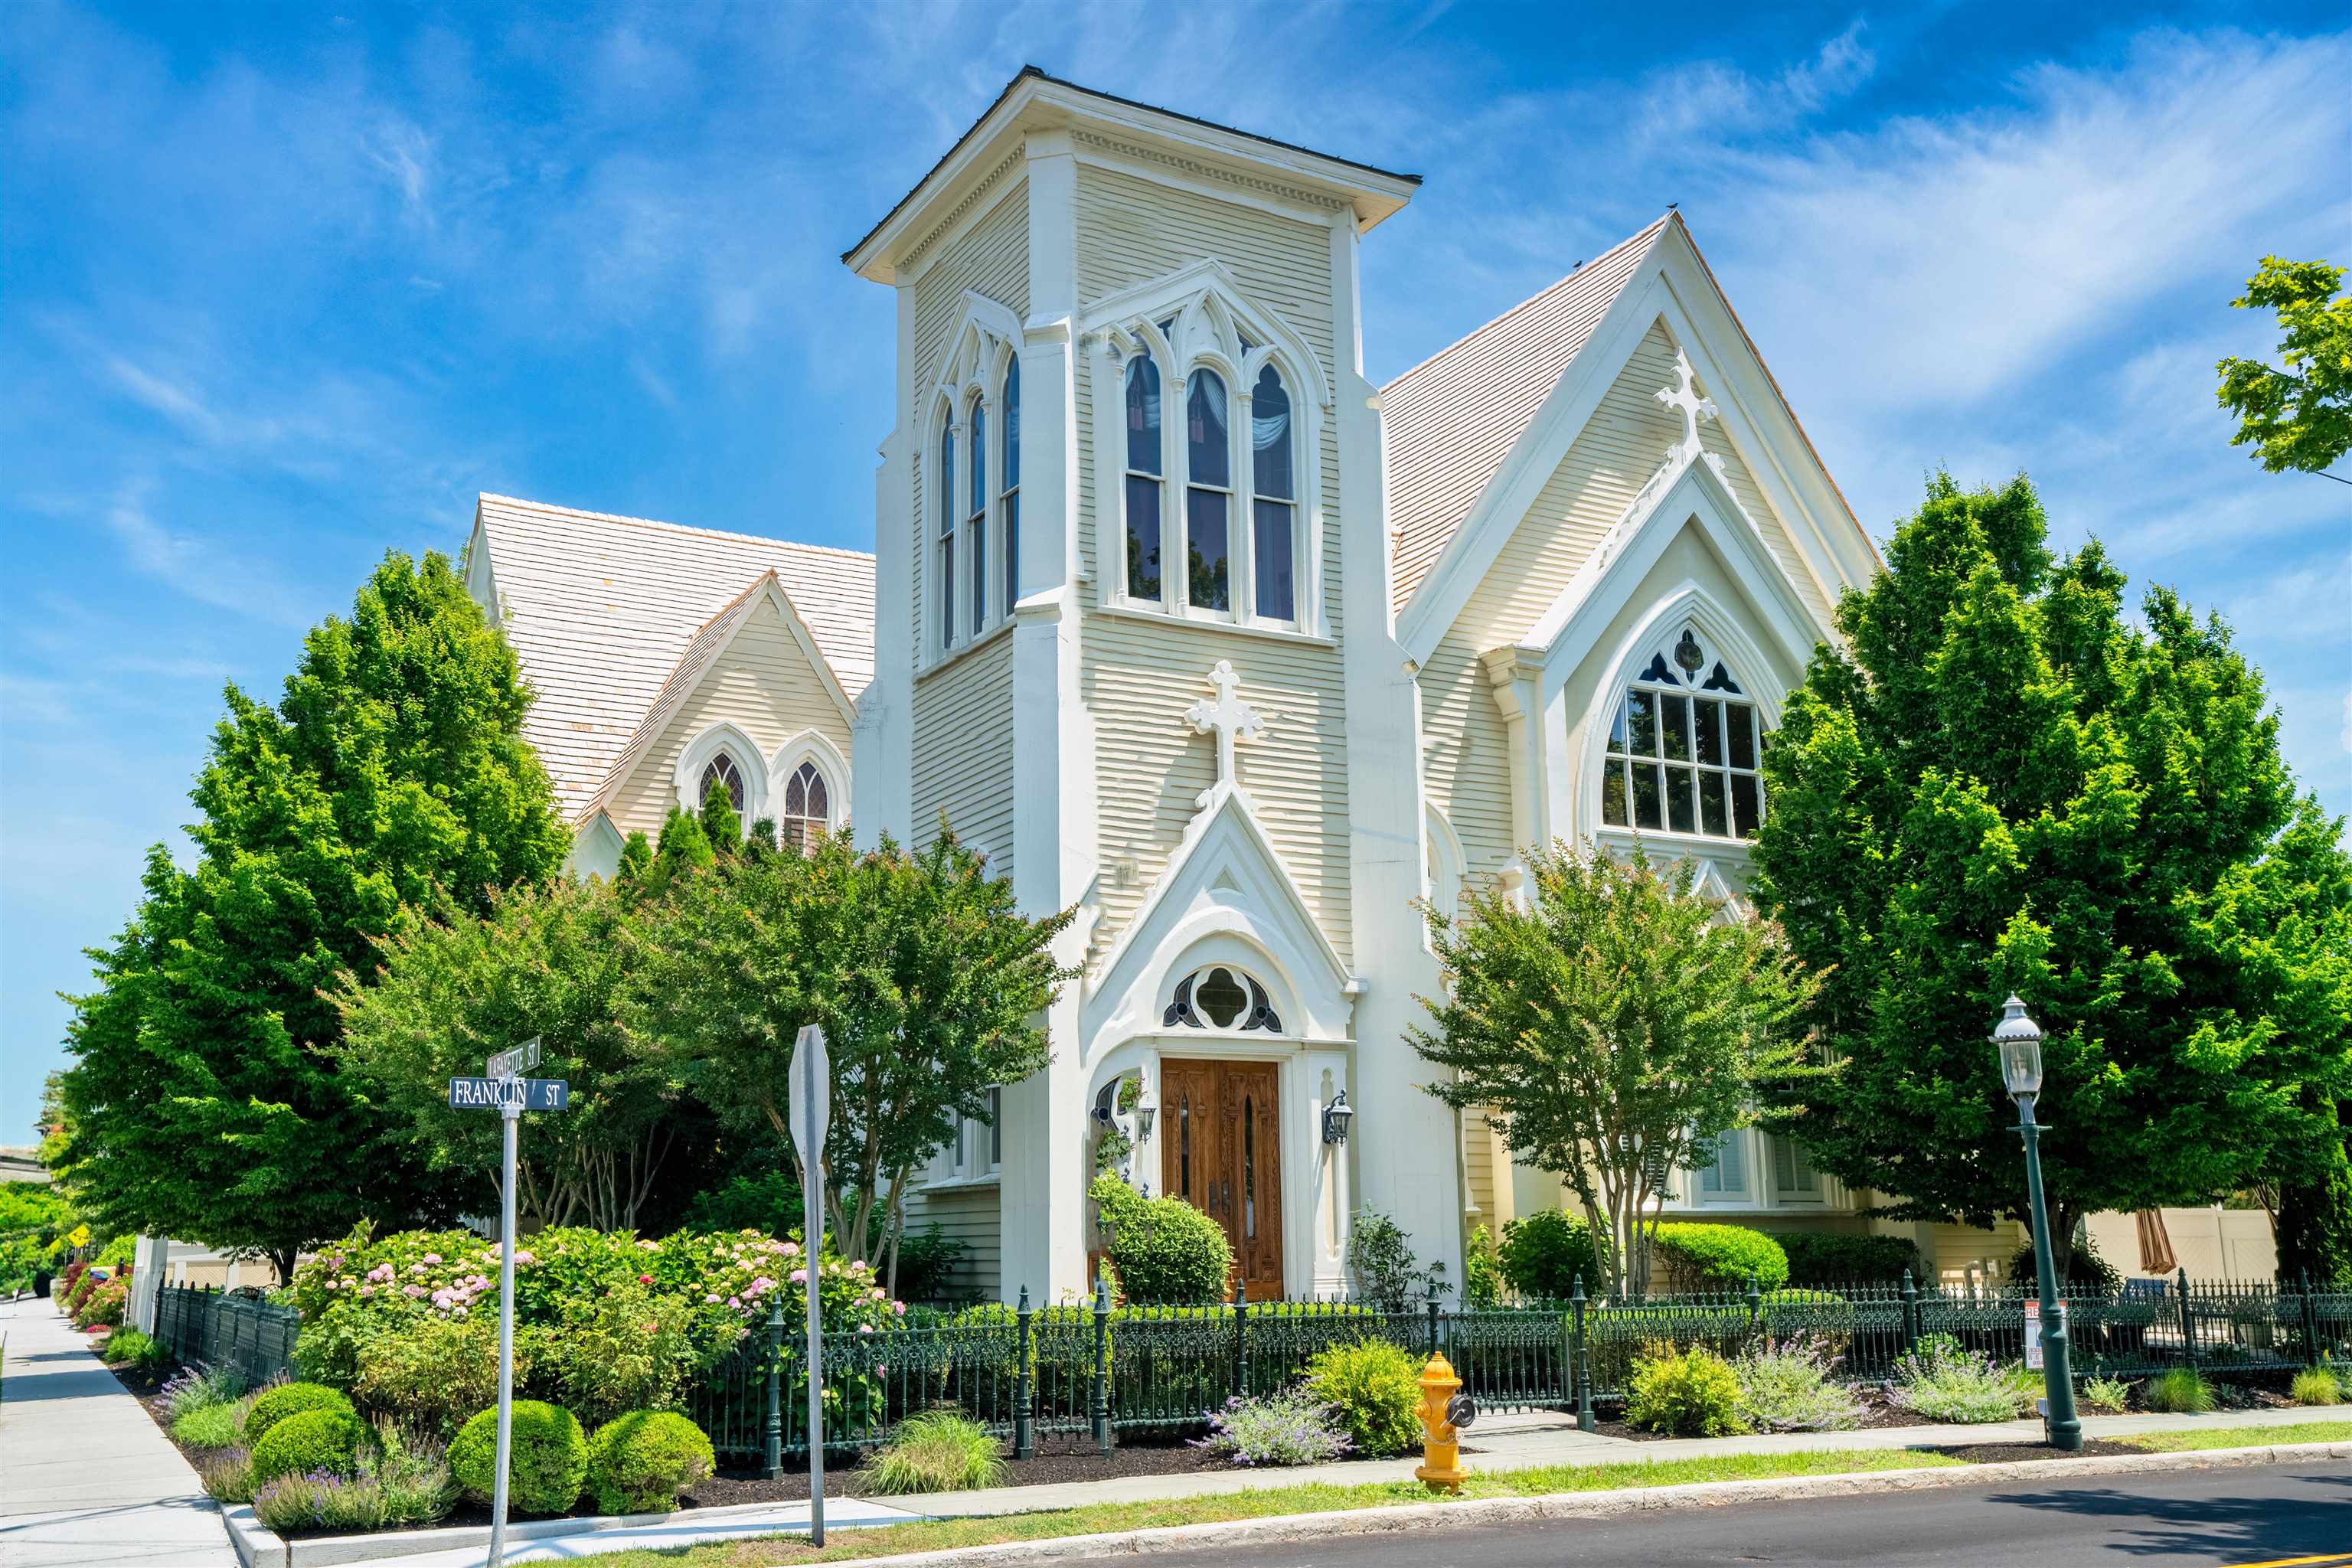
[779,760,829,853]
[1250,364,1295,622]
[1184,369,1231,612]
[1001,357,1020,615]
[1602,627,1766,840]
[966,398,988,635]
[698,752,746,815]
[1123,355,1164,601]
[937,419,957,650]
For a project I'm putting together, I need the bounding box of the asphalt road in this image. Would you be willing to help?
[1162,1463,2352,1566]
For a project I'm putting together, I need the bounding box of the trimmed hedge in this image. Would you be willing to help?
[1769,1232,1924,1288]
[250,1406,368,1483]
[1497,1210,1611,1300]
[1089,1174,1232,1305]
[244,1383,358,1449]
[1651,1223,1789,1291]
[450,1400,588,1516]
[586,1411,714,1514]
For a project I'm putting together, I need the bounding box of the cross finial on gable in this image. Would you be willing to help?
[1655,348,1717,459]
[1185,659,1263,806]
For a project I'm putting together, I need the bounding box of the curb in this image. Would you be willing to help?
[840,1440,2352,1566]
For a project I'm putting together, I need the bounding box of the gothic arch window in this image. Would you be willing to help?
[1184,368,1232,612]
[1250,364,1295,623]
[936,415,957,651]
[779,760,830,853]
[1602,626,1766,840]
[698,751,746,815]
[1000,356,1021,615]
[1123,354,1164,601]
[1162,964,1283,1034]
[966,394,988,635]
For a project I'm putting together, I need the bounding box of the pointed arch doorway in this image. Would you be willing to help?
[1160,1057,1285,1300]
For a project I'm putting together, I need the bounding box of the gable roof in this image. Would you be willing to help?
[1380,215,1671,612]
[470,494,874,822]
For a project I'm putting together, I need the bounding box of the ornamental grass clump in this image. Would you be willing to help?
[1731,1335,1864,1432]
[2142,1367,2216,1414]
[173,1401,247,1452]
[1889,1335,2035,1423]
[197,1449,258,1506]
[1626,1345,1747,1437]
[2291,1367,2347,1406]
[1305,1339,1423,1457]
[1191,1389,1353,1468]
[2080,1374,2132,1414]
[251,1470,390,1534]
[856,1411,1006,1495]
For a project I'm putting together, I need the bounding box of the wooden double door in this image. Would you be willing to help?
[1159,1059,1285,1301]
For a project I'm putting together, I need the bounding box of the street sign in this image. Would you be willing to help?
[486,1037,542,1081]
[2023,1299,2043,1370]
[787,1024,829,1547]
[449,1077,569,1112]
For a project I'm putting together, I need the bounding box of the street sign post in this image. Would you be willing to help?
[787,1024,830,1547]
[450,1041,567,1568]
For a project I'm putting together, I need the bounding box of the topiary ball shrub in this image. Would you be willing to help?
[1305,1338,1423,1456]
[1089,1174,1232,1305]
[243,1383,358,1449]
[1651,1223,1789,1292]
[585,1412,715,1514]
[449,1400,588,1516]
[250,1406,368,1484]
[1497,1210,1611,1300]
[1626,1345,1747,1436]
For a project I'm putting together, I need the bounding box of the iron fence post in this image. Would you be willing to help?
[1900,1269,1919,1359]
[1090,1271,1112,1455]
[762,1298,785,1479]
[1014,1287,1035,1461]
[1745,1271,1763,1342]
[1231,1281,1248,1401]
[2177,1267,2197,1369]
[1571,1276,1594,1433]
[2300,1272,2322,1367]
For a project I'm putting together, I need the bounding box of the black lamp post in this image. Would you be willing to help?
[1994,995,2081,1452]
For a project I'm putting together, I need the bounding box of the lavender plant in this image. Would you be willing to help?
[1731,1334,1865,1432]
[1191,1389,1353,1468]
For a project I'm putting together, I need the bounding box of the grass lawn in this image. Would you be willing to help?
[2115,1420,2352,1452]
[578,1449,1968,1567]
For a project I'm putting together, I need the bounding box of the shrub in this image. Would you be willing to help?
[74,1273,129,1328]
[855,1410,1006,1496]
[250,1407,368,1483]
[162,1362,247,1424]
[60,1266,99,1315]
[1346,1209,1443,1312]
[890,1223,971,1304]
[1305,1338,1422,1457]
[1089,1174,1231,1305]
[1626,1345,1747,1436]
[681,1171,803,1235]
[2291,1366,2347,1406]
[1890,1336,2035,1423]
[1769,1232,1925,1289]
[1497,1210,1609,1300]
[198,1449,257,1505]
[1191,1389,1351,1467]
[173,1401,247,1451]
[252,1471,388,1534]
[1731,1336,1864,1432]
[351,1312,508,1436]
[2143,1367,2216,1414]
[102,1326,168,1371]
[368,1425,459,1526]
[1462,1225,1503,1308]
[245,1383,358,1449]
[2007,1239,2121,1296]
[2081,1374,2133,1414]
[449,1400,588,1515]
[531,1280,698,1427]
[586,1412,715,1514]
[1650,1223,1789,1292]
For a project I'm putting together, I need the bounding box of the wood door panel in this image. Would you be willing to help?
[1160,1059,1284,1301]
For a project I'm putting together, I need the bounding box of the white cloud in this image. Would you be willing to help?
[100,482,313,626]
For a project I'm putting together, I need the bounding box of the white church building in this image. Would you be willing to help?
[464,69,2046,1304]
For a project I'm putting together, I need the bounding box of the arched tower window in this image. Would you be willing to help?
[1001,356,1021,615]
[698,752,746,816]
[966,397,988,635]
[1602,627,1766,839]
[1250,364,1294,623]
[936,418,957,650]
[1184,368,1231,612]
[1123,355,1163,602]
[779,760,829,853]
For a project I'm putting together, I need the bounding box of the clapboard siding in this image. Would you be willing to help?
[900,1184,1003,1302]
[603,600,853,841]
[911,635,1017,879]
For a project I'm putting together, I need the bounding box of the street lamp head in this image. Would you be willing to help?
[1991,995,2043,1102]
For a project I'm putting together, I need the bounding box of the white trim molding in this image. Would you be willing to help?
[767,727,851,834]
[675,720,770,824]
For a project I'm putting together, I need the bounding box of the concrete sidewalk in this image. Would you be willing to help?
[0,1295,238,1566]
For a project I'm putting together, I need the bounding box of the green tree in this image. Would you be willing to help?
[1410,843,1820,1294]
[56,552,569,1275]
[2216,257,2350,475]
[334,874,719,1231]
[639,830,1072,1284]
[1750,473,2352,1253]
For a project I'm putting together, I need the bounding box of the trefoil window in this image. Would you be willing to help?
[1162,965,1283,1034]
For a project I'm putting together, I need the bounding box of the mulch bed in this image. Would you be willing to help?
[685,1431,1241,1507]
[1933,1439,2146,1463]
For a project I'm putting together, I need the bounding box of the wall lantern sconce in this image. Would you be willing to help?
[1133,1085,1158,1141]
[1321,1090,1354,1145]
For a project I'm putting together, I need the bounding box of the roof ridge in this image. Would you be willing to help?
[1380,214,1671,394]
[477,493,876,563]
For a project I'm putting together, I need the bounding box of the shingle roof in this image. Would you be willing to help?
[1380,215,1671,613]
[472,494,874,822]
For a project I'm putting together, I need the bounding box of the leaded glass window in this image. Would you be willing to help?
[966,399,988,634]
[1123,355,1162,602]
[1161,965,1283,1033]
[779,760,828,853]
[937,420,956,649]
[1184,369,1230,612]
[698,752,746,815]
[1001,357,1020,614]
[1602,628,1765,840]
[1250,364,1294,623]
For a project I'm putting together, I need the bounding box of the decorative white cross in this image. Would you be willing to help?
[1185,660,1263,798]
[1655,348,1718,459]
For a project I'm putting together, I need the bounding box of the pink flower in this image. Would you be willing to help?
[848,1259,867,1276]
[637,1240,658,1252]
[858,1323,873,1334]
[869,1287,887,1301]
[727,1296,742,1309]
[358,1285,377,1298]
[422,1253,443,1265]
[781,1242,801,1257]
[403,1284,426,1298]
[639,1274,653,1285]
[789,1269,808,1285]
[893,1302,906,1315]
[514,1250,534,1266]
[644,1322,658,1333]
[705,1293,721,1304]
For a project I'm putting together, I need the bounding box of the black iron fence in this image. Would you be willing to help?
[152,1271,2352,1471]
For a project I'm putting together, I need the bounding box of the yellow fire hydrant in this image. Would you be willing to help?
[1414,1352,1466,1492]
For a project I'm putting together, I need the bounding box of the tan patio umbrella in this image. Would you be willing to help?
[2134,1209,2177,1275]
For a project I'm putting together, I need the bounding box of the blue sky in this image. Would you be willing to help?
[3,2,2347,1135]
